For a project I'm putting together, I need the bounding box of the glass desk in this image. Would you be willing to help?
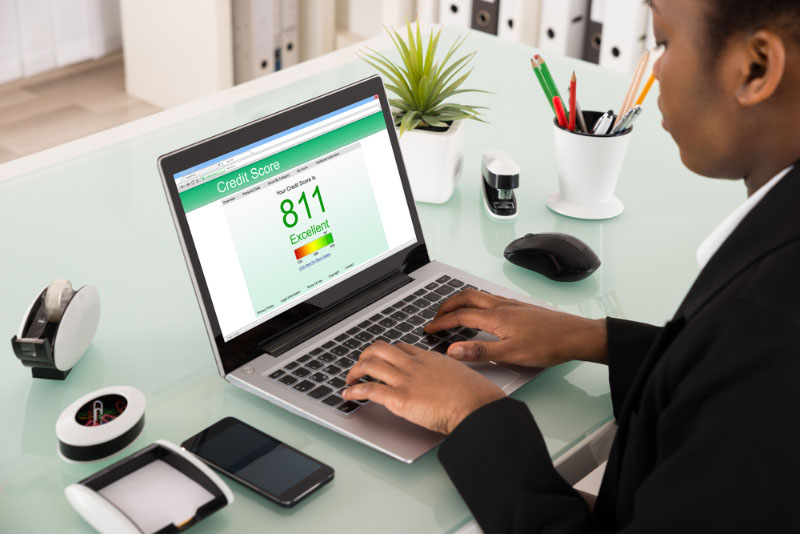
[0,28,743,533]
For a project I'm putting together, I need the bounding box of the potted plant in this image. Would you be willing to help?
[358,22,488,204]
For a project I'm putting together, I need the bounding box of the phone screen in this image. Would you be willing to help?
[182,417,333,506]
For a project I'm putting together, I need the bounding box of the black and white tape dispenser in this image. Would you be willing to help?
[11,279,100,380]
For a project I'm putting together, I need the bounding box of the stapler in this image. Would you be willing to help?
[11,279,100,380]
[481,149,520,220]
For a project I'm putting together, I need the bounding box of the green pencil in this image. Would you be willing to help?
[536,54,568,122]
[530,58,555,114]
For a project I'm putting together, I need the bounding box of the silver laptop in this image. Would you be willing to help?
[158,76,543,463]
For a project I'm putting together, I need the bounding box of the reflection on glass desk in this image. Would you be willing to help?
[0,27,743,533]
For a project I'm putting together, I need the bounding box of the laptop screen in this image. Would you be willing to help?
[172,95,416,341]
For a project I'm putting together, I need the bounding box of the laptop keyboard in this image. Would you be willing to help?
[265,275,481,415]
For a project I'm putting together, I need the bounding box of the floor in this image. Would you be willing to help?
[0,53,161,164]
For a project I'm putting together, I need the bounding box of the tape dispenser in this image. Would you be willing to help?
[11,279,100,380]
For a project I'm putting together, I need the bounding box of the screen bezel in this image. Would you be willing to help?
[159,76,429,375]
[181,416,334,507]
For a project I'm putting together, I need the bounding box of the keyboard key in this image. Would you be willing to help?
[414,343,429,350]
[369,314,382,322]
[381,307,394,315]
[376,336,391,343]
[279,375,298,386]
[402,305,419,314]
[293,379,315,393]
[384,328,402,339]
[402,295,416,304]
[378,317,396,328]
[297,354,311,363]
[425,282,438,290]
[436,275,451,283]
[435,285,455,296]
[268,369,285,379]
[284,361,299,370]
[366,324,385,336]
[323,395,344,407]
[447,279,465,288]
[425,292,444,302]
[390,311,408,321]
[461,328,479,338]
[451,334,467,343]
[308,370,328,383]
[336,357,355,368]
[331,345,349,356]
[465,284,477,291]
[292,367,311,377]
[423,334,443,345]
[420,308,436,319]
[392,300,405,308]
[323,364,341,375]
[414,289,427,297]
[306,360,323,370]
[308,385,332,399]
[328,377,346,389]
[347,327,360,335]
[407,315,425,326]
[396,322,414,333]
[358,320,371,329]
[400,333,420,344]
[413,299,429,308]
[334,333,348,342]
[337,401,361,414]
[432,341,452,354]
[354,332,373,343]
[318,352,336,363]
[309,348,323,356]
[344,339,361,350]
[322,341,335,349]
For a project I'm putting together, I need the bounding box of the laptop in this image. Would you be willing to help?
[158,76,543,463]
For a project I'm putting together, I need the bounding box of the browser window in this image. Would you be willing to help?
[174,96,416,340]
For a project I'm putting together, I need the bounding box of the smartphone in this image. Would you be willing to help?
[181,417,334,507]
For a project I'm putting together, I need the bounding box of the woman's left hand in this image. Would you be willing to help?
[343,341,506,434]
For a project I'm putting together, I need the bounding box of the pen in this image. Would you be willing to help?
[623,106,644,130]
[569,72,577,132]
[592,110,614,135]
[611,106,638,134]
[553,96,568,128]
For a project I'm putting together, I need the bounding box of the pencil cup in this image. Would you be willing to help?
[547,111,632,220]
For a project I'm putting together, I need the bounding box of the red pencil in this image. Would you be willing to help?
[553,96,568,128]
[569,72,577,132]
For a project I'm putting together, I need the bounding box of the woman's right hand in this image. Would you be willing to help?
[424,289,609,368]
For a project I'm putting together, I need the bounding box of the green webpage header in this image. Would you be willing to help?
[179,111,386,212]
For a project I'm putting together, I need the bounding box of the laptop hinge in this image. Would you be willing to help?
[259,271,413,357]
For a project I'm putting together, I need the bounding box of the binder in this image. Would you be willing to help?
[51,0,93,68]
[439,0,471,29]
[471,0,499,35]
[599,0,648,73]
[0,0,23,83]
[582,0,604,64]
[497,0,541,46]
[17,0,56,76]
[297,0,335,61]
[87,0,122,59]
[232,0,276,83]
[538,0,589,59]
[280,0,299,69]
[416,0,439,25]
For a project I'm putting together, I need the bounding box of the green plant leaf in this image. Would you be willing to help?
[434,33,468,81]
[398,110,422,136]
[360,48,416,105]
[427,51,475,104]
[423,27,441,77]
[421,114,448,127]
[388,26,417,83]
[389,98,413,112]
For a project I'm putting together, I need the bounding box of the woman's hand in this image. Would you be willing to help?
[425,289,609,367]
[343,341,505,435]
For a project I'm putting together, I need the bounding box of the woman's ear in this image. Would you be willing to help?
[735,30,786,106]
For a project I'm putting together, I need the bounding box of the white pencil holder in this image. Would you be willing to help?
[547,110,632,220]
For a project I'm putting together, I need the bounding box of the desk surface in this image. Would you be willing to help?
[0,28,742,533]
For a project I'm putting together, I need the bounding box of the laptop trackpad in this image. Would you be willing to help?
[465,362,520,391]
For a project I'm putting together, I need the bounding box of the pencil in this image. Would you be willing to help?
[569,72,577,132]
[615,49,650,128]
[536,55,568,122]
[531,58,555,114]
[635,73,656,106]
[553,96,568,128]
[575,99,589,133]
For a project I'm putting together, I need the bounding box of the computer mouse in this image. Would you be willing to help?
[503,232,601,282]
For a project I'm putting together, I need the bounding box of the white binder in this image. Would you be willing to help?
[0,0,23,83]
[17,0,56,76]
[497,0,541,46]
[439,0,471,29]
[232,0,276,83]
[87,0,122,59]
[599,0,649,73]
[51,0,93,67]
[539,0,588,59]
[417,0,439,25]
[281,0,299,68]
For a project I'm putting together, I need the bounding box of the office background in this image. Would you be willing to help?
[0,0,655,165]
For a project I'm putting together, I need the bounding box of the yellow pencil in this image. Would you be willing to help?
[615,49,650,128]
[635,73,656,106]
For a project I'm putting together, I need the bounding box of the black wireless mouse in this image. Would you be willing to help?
[503,233,601,282]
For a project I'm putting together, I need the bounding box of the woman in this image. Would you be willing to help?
[343,0,800,531]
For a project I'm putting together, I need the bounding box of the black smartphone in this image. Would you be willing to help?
[181,417,334,507]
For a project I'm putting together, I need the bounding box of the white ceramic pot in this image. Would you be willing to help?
[397,119,465,204]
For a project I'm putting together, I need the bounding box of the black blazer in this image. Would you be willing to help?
[439,164,800,533]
